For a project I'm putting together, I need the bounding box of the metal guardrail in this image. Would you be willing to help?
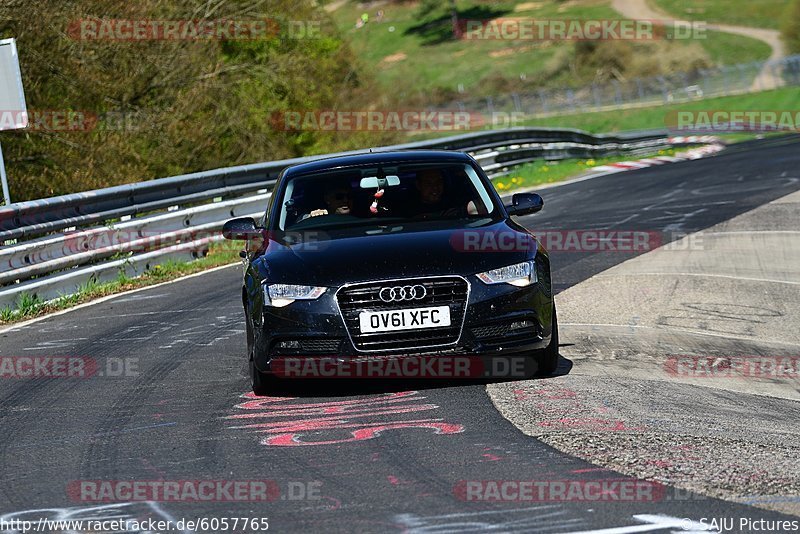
[0,127,714,310]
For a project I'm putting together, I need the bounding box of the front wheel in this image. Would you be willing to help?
[246,309,276,396]
[535,305,559,376]
[250,358,275,396]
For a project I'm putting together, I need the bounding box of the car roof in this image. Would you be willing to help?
[281,150,473,179]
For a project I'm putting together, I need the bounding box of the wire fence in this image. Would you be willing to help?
[442,55,800,117]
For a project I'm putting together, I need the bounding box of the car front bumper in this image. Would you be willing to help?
[252,274,554,374]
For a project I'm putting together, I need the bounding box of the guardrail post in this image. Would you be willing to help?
[0,141,10,206]
[723,66,731,96]
[538,90,548,115]
[635,79,644,102]
[737,64,747,91]
[658,76,669,103]
[699,68,710,97]
[770,62,780,87]
[566,89,575,112]
[591,83,601,108]
[612,80,622,105]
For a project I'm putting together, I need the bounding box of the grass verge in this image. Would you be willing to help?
[493,147,680,192]
[519,87,800,132]
[0,243,241,326]
[409,87,800,142]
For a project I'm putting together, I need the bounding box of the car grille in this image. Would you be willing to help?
[298,339,342,352]
[471,323,511,339]
[272,338,343,355]
[471,318,541,344]
[336,276,469,352]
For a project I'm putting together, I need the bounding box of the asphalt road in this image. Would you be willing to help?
[1,135,799,533]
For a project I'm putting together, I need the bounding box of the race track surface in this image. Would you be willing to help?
[1,135,799,533]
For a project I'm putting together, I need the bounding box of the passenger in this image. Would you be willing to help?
[305,185,354,218]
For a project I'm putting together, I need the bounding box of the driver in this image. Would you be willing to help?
[413,169,469,218]
[416,169,446,209]
[414,168,486,217]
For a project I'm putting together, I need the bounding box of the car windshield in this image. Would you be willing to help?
[276,162,499,231]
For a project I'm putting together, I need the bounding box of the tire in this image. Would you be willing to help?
[246,306,275,396]
[250,358,275,396]
[535,305,559,376]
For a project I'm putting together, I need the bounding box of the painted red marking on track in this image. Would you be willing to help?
[226,391,464,446]
[513,389,531,401]
[521,385,645,433]
[321,496,341,511]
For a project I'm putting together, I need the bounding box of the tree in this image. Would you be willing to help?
[0,0,396,200]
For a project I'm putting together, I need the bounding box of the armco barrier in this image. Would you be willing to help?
[0,127,717,310]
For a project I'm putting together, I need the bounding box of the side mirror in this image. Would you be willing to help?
[222,217,260,240]
[505,193,544,216]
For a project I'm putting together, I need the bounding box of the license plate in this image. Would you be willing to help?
[359,306,451,334]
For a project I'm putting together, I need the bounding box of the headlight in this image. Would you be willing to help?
[264,284,327,307]
[476,261,537,287]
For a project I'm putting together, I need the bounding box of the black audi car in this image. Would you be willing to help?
[222,150,557,394]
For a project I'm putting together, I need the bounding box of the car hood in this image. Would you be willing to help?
[256,220,536,287]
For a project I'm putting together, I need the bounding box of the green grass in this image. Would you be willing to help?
[493,148,679,192]
[517,87,800,132]
[330,0,772,94]
[0,243,241,325]
[330,0,569,93]
[406,86,799,142]
[652,0,789,29]
[701,30,772,64]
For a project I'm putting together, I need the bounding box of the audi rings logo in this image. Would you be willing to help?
[379,285,427,303]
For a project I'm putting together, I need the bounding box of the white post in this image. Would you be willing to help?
[0,140,10,205]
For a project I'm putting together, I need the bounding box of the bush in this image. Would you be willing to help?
[0,0,397,201]
[543,40,711,84]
